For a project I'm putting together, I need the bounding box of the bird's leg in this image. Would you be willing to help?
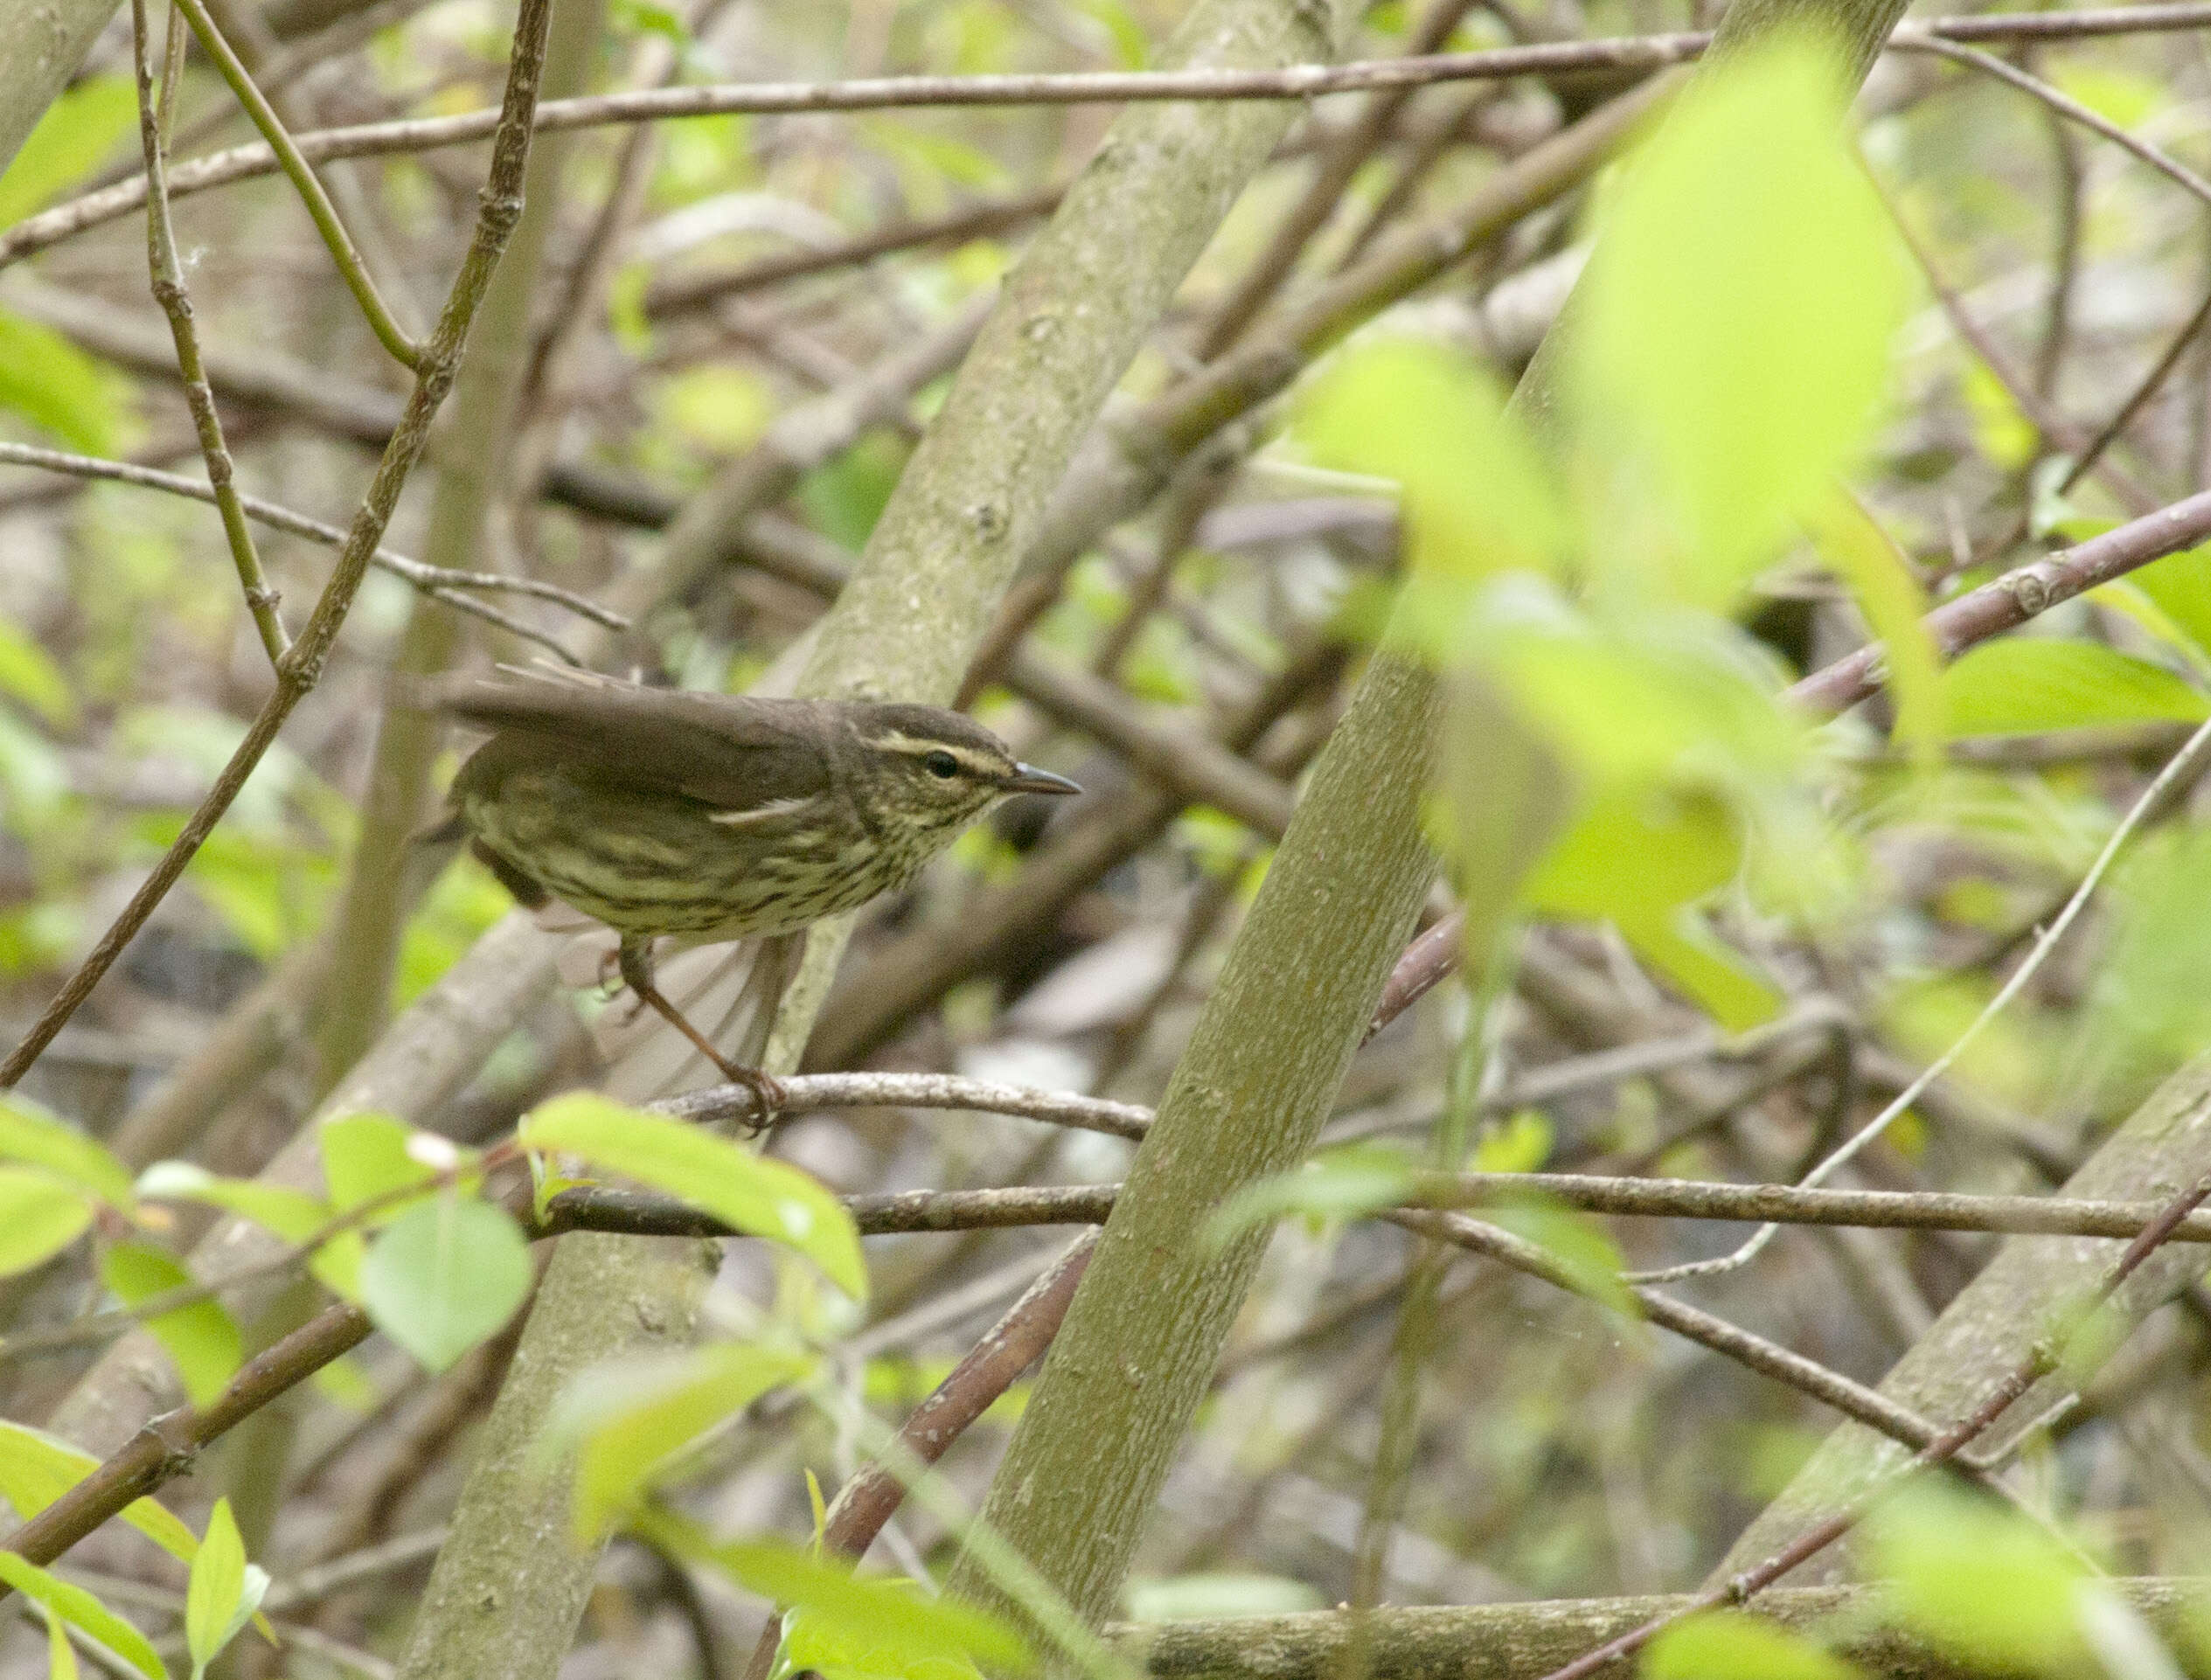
[616,935,786,1122]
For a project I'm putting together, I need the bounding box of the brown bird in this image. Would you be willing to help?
[434,670,1080,1106]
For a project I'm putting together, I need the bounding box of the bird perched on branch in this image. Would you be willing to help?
[429,669,1081,1107]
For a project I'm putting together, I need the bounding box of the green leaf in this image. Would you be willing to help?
[0,1420,199,1565]
[0,1553,165,1680]
[1484,1197,1639,1322]
[45,1604,80,1680]
[0,1169,92,1276]
[1644,1612,1863,1680]
[1621,911,1783,1033]
[552,1342,817,1538]
[519,1094,866,1300]
[645,1510,1032,1675]
[1806,489,1942,767]
[1473,1110,1552,1174]
[1203,1143,1423,1247]
[135,1163,361,1301]
[1295,336,1568,627]
[2126,547,2211,656]
[1867,1483,2096,1675]
[0,77,136,226]
[184,1498,263,1680]
[0,618,74,726]
[359,1196,532,1372]
[0,309,119,455]
[101,1244,242,1409]
[1434,674,1571,978]
[320,1112,455,1218]
[0,1095,135,1209]
[1940,640,2208,737]
[1571,33,1906,602]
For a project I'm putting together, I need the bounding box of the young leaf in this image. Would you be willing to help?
[0,1553,165,1680]
[45,1604,80,1680]
[0,1095,135,1210]
[0,618,74,727]
[1644,1611,1863,1680]
[1571,32,1906,602]
[1483,1197,1639,1322]
[646,1510,1031,1674]
[551,1342,817,1538]
[0,77,137,225]
[1940,640,2208,737]
[184,1498,264,1680]
[0,1420,199,1565]
[2127,547,2211,656]
[519,1094,866,1299]
[321,1112,454,1218]
[0,310,119,455]
[1805,488,1942,767]
[1294,335,1568,623]
[359,1196,533,1371]
[1203,1143,1424,1247]
[0,1169,93,1276]
[100,1244,243,1409]
[1867,1482,2096,1675]
[135,1163,362,1301]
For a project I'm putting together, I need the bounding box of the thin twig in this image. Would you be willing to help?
[1895,35,2211,210]
[129,0,289,669]
[17,5,2211,274]
[169,0,422,367]
[1629,712,2211,1285]
[1533,1151,2211,1680]
[1790,485,2211,712]
[0,0,561,1093]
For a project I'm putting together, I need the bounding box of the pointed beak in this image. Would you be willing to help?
[1005,763,1082,797]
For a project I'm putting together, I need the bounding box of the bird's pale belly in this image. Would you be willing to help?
[462,778,935,943]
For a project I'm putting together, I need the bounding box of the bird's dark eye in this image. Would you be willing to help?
[923,750,960,780]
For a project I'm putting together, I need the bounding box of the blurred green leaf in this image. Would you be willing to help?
[184,1498,263,1680]
[101,1243,241,1408]
[646,1510,1032,1675]
[1123,1574,1325,1621]
[2119,548,2211,659]
[45,1604,78,1680]
[520,1093,866,1299]
[0,1420,199,1564]
[359,1196,532,1371]
[0,309,119,455]
[1571,33,1905,602]
[1296,336,1568,642]
[0,1169,92,1276]
[0,1095,133,1210]
[1204,1142,1424,1246]
[0,618,73,726]
[0,77,136,226]
[1473,1110,1553,1174]
[0,1553,164,1679]
[1806,489,1941,767]
[1644,1612,1862,1680]
[1867,1483,2098,1676]
[1484,1196,1639,1321]
[321,1112,456,1218]
[1940,640,2208,737]
[551,1342,817,1538]
[134,1162,362,1297]
[1435,672,1571,977]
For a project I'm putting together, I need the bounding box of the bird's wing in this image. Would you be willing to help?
[440,676,837,809]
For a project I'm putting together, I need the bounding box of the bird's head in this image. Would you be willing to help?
[848,705,1081,839]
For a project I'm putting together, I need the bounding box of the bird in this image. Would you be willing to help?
[430,669,1081,1107]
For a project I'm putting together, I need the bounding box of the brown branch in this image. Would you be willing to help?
[0,0,561,1092]
[1,1301,372,1566]
[1789,486,2211,713]
[734,1234,1100,1680]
